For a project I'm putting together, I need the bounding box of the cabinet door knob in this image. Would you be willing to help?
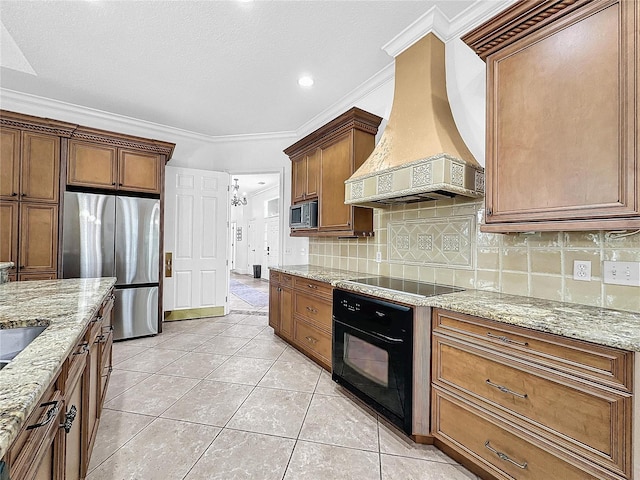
[11,192,17,197]
[61,405,78,433]
[21,193,26,197]
[486,208,493,216]
[111,182,116,186]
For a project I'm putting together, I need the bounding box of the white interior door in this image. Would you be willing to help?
[247,219,257,273]
[164,166,230,316]
[263,216,280,275]
[230,221,237,271]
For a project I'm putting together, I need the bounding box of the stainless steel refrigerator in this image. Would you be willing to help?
[62,192,160,340]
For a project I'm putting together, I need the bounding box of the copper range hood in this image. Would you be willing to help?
[345,33,484,207]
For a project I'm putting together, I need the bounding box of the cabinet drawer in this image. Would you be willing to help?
[432,387,613,480]
[433,309,632,392]
[8,387,64,479]
[294,291,332,331]
[281,274,293,287]
[293,276,332,299]
[294,319,331,368]
[433,335,631,476]
[270,270,281,283]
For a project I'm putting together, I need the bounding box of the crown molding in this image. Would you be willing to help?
[294,62,394,139]
[383,6,451,57]
[447,0,520,41]
[380,0,517,58]
[0,88,297,145]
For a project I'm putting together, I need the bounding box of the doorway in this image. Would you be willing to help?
[228,172,281,313]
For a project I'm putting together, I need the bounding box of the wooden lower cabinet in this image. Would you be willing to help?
[433,387,604,480]
[431,308,633,480]
[269,271,293,341]
[4,288,114,480]
[64,350,88,480]
[268,270,332,370]
[7,386,64,480]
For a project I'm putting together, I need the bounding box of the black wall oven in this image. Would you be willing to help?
[332,289,413,434]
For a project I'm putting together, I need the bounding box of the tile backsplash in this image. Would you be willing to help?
[309,198,640,313]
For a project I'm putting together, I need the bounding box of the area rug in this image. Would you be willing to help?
[230,279,269,308]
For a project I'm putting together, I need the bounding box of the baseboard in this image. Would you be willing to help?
[164,306,224,321]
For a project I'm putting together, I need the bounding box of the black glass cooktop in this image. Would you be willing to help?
[350,277,463,297]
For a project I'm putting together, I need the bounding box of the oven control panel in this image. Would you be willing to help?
[339,298,361,312]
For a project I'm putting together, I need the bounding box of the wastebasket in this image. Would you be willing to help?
[252,265,261,279]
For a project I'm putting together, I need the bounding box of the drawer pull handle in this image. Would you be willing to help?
[306,306,318,314]
[27,401,59,430]
[305,335,318,344]
[486,379,528,399]
[484,441,528,469]
[307,284,318,289]
[486,332,528,346]
[61,405,78,433]
[73,342,89,355]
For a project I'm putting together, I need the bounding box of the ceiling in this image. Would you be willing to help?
[0,0,477,139]
[232,172,280,196]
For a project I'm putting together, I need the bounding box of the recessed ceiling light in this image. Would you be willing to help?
[258,181,266,185]
[298,76,314,87]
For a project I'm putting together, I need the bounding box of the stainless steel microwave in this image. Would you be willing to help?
[290,200,318,229]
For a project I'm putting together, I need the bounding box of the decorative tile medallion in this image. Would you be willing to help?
[443,234,461,252]
[451,164,464,186]
[351,181,364,199]
[417,234,433,251]
[378,174,393,194]
[412,164,432,187]
[388,215,475,269]
[475,171,485,194]
[396,234,410,250]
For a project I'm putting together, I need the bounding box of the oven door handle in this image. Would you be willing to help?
[333,319,405,345]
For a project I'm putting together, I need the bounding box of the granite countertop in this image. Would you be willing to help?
[270,265,640,352]
[270,265,368,283]
[0,263,13,270]
[0,277,116,459]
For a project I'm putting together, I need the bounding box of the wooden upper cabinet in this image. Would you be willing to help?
[291,149,320,204]
[68,140,118,190]
[0,128,60,202]
[292,155,306,203]
[0,127,20,199]
[21,132,60,202]
[284,107,381,237]
[319,135,352,231]
[67,127,174,195]
[118,149,161,194]
[68,141,162,194]
[463,0,639,232]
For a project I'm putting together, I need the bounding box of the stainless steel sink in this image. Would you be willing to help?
[0,326,47,370]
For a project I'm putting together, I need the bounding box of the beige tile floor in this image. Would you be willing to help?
[87,275,479,480]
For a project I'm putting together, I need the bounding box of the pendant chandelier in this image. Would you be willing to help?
[231,178,247,206]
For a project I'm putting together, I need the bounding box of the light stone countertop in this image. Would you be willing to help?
[270,265,640,352]
[0,277,116,459]
[0,263,13,271]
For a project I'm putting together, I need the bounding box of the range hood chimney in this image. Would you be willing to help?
[345,33,484,207]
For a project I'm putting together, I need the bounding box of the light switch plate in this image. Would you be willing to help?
[603,261,640,286]
[375,251,382,263]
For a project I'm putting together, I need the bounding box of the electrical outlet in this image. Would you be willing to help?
[375,251,382,263]
[603,261,640,286]
[573,260,591,281]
